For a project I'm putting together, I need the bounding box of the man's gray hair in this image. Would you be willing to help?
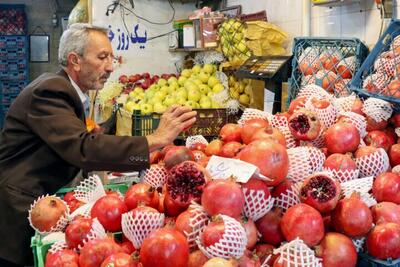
[58,23,108,67]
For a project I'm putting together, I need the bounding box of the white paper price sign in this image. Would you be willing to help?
[206,156,258,183]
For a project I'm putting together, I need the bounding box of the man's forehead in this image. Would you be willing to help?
[86,31,113,54]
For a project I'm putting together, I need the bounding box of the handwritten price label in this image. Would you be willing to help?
[206,156,258,183]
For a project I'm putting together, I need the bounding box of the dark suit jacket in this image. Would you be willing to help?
[0,70,150,265]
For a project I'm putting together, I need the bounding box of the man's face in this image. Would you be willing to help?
[76,31,114,91]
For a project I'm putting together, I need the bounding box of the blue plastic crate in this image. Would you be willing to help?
[350,20,400,109]
[288,37,369,107]
[0,69,27,81]
[358,253,400,267]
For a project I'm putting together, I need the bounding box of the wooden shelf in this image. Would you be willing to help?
[169,47,216,52]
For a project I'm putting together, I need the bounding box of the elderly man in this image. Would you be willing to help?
[0,23,196,266]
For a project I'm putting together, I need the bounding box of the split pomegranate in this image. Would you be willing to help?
[30,196,68,232]
[255,244,276,266]
[91,195,128,232]
[239,139,288,186]
[288,96,307,114]
[188,250,209,267]
[256,208,285,246]
[65,216,93,250]
[45,249,79,267]
[163,146,195,169]
[280,203,325,246]
[288,109,321,141]
[372,172,400,204]
[201,179,245,218]
[124,183,159,211]
[79,238,122,267]
[220,141,244,158]
[315,232,357,267]
[220,123,242,143]
[371,202,400,225]
[331,193,373,237]
[167,161,209,210]
[250,127,286,147]
[205,139,224,156]
[241,118,269,145]
[192,150,207,162]
[325,122,360,154]
[364,130,393,152]
[149,150,163,164]
[300,173,341,213]
[140,227,189,267]
[100,252,140,267]
[367,223,400,260]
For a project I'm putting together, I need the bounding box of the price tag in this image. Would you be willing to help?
[206,156,258,183]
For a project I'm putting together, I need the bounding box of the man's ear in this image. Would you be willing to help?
[67,53,81,71]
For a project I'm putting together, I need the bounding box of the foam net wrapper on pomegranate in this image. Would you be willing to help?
[395,127,400,137]
[273,183,302,212]
[237,108,273,126]
[392,165,400,174]
[186,135,209,148]
[297,84,331,101]
[355,148,390,178]
[142,164,169,189]
[77,218,107,250]
[48,241,68,254]
[121,208,165,249]
[374,52,396,77]
[74,175,106,204]
[242,186,274,221]
[338,111,367,138]
[273,238,322,267]
[270,115,298,149]
[352,237,366,253]
[333,94,357,113]
[185,202,209,250]
[28,194,70,235]
[305,98,337,128]
[362,74,389,93]
[362,98,393,123]
[341,176,377,207]
[300,128,326,148]
[286,147,325,183]
[322,166,359,183]
[197,215,247,259]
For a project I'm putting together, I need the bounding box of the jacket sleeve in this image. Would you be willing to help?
[26,84,150,172]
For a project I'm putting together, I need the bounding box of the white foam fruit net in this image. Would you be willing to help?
[355,148,390,178]
[270,115,298,149]
[333,94,357,113]
[186,202,209,250]
[322,167,359,183]
[270,114,288,128]
[78,218,107,250]
[186,135,209,149]
[121,208,165,249]
[301,129,326,149]
[338,56,356,72]
[70,202,94,219]
[352,237,366,253]
[395,127,400,137]
[286,147,326,183]
[374,53,395,77]
[301,75,316,87]
[341,176,377,207]
[242,187,274,221]
[362,98,393,123]
[273,183,302,213]
[238,108,273,126]
[48,241,69,254]
[28,195,70,235]
[273,238,322,267]
[142,164,169,189]
[338,111,367,138]
[297,84,331,100]
[74,175,106,203]
[197,215,247,259]
[362,73,389,93]
[392,164,400,173]
[304,98,337,128]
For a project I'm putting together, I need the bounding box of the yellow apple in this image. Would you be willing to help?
[163,95,177,107]
[187,89,201,102]
[198,84,210,95]
[125,101,140,113]
[199,96,212,109]
[203,64,214,74]
[207,76,220,88]
[178,76,187,86]
[239,94,250,105]
[140,103,153,115]
[192,65,202,74]
[212,84,225,93]
[167,76,178,85]
[176,88,188,100]
[157,78,167,87]
[198,71,210,84]
[153,102,167,114]
[181,69,192,78]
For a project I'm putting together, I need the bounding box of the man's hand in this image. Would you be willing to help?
[146,105,197,151]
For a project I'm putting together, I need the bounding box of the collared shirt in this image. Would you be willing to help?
[68,75,90,117]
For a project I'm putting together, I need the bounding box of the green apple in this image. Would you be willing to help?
[140,103,153,115]
[199,96,212,109]
[149,84,158,91]
[163,95,177,107]
[198,84,210,95]
[203,64,214,74]
[192,65,202,74]
[148,96,164,105]
[186,83,199,92]
[125,101,140,113]
[213,83,225,93]
[154,91,167,100]
[176,88,188,100]
[208,76,220,88]
[181,69,192,78]
[198,71,210,84]
[187,89,201,102]
[178,76,187,86]
[134,87,144,94]
[167,76,178,85]
[176,97,186,105]
[169,82,179,92]
[160,86,169,94]
[153,102,167,114]
[185,100,200,109]
[207,92,215,98]
[184,80,196,90]
[193,79,203,86]
[157,78,167,87]
[136,92,145,100]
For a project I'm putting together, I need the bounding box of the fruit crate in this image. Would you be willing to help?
[288,37,369,107]
[117,108,241,139]
[358,253,400,267]
[0,5,27,35]
[350,20,400,110]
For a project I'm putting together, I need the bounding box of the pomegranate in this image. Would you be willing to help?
[205,139,224,156]
[280,203,325,246]
[45,249,79,267]
[288,96,307,114]
[237,251,261,267]
[325,122,360,153]
[371,202,400,225]
[323,153,357,181]
[65,216,93,250]
[30,196,68,232]
[91,195,128,232]
[192,150,207,162]
[239,140,288,186]
[385,79,400,98]
[300,173,341,213]
[367,223,400,260]
[256,208,285,246]
[188,250,209,267]
[310,97,331,109]
[220,141,244,158]
[201,179,245,218]
[364,130,393,152]
[355,145,379,158]
[119,241,135,255]
[391,113,400,127]
[372,172,400,204]
[100,252,139,267]
[201,218,225,247]
[63,192,84,213]
[331,193,373,237]
[320,71,337,92]
[382,127,397,146]
[241,218,258,250]
[124,183,159,210]
[288,109,321,141]
[203,257,234,267]
[149,150,164,164]
[241,177,271,206]
[79,238,122,267]
[167,161,209,210]
[337,64,353,79]
[299,60,320,76]
[220,123,242,143]
[315,232,357,267]
[163,146,195,169]
[189,142,207,152]
[366,116,388,131]
[175,209,194,237]
[250,127,286,147]
[163,190,187,217]
[351,97,364,116]
[320,54,339,72]
[241,118,269,145]
[271,180,293,198]
[140,227,189,267]
[255,244,276,266]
